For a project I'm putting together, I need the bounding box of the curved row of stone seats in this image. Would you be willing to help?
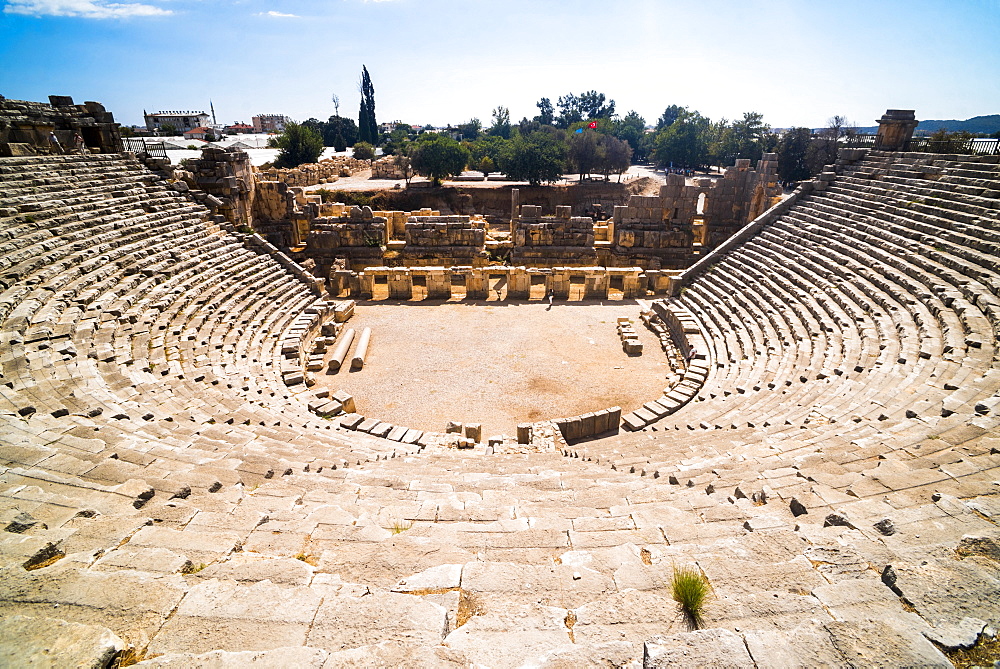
[676,252,887,433]
[1,151,998,665]
[0,155,412,492]
[566,152,1000,527]
[676,152,999,427]
[3,442,995,666]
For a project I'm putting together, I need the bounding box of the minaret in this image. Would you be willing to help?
[210,100,217,125]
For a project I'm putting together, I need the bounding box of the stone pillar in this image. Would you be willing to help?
[358,272,374,299]
[329,269,352,297]
[584,271,609,300]
[511,188,520,227]
[875,110,918,151]
[390,211,406,239]
[646,271,672,294]
[667,275,683,297]
[547,268,571,300]
[622,269,642,298]
[508,268,530,300]
[517,423,532,444]
[388,269,412,300]
[426,268,451,300]
[466,269,488,300]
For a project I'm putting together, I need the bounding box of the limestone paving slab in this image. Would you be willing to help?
[0,564,186,648]
[0,614,125,669]
[140,647,327,668]
[147,579,322,656]
[644,627,753,668]
[442,602,571,668]
[306,591,448,651]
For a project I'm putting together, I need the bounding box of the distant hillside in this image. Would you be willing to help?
[856,114,1000,135]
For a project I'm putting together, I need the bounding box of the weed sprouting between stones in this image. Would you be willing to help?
[671,564,711,629]
[388,520,412,535]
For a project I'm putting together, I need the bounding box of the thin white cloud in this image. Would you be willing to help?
[257,9,297,16]
[3,0,171,17]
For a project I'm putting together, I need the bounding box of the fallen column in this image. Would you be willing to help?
[351,327,372,370]
[328,328,356,372]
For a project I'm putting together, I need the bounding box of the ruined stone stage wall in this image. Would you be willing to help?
[0,95,121,156]
[336,265,670,301]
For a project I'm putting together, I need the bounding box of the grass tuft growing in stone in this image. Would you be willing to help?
[671,564,711,629]
[388,520,412,535]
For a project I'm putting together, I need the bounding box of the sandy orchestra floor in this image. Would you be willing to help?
[314,300,671,437]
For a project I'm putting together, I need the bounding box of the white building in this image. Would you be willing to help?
[144,110,211,133]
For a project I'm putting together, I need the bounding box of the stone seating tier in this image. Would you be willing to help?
[1,152,999,666]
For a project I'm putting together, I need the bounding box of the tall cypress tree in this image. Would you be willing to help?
[358,65,377,146]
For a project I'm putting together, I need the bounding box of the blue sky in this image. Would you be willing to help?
[1,0,998,130]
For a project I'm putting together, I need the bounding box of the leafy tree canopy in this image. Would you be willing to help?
[352,141,375,162]
[488,106,511,139]
[555,91,616,128]
[715,111,772,165]
[470,135,507,166]
[409,133,470,186]
[535,97,554,126]
[325,116,359,150]
[270,122,324,169]
[612,111,647,160]
[774,127,812,182]
[456,118,482,141]
[652,109,711,168]
[656,105,686,131]
[498,130,566,185]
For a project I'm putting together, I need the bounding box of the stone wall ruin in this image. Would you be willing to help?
[146,143,785,281]
[0,95,121,156]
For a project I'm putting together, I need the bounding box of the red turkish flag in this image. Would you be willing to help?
[588,121,598,129]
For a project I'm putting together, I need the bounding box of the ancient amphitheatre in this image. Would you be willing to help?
[0,97,998,668]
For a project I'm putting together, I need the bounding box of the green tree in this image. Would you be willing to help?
[393,153,415,186]
[652,109,711,168]
[656,105,685,130]
[612,111,647,161]
[774,127,812,182]
[535,97,554,126]
[457,118,482,141]
[324,116,359,150]
[270,122,324,168]
[358,65,378,145]
[474,156,495,178]
[805,115,855,174]
[716,111,771,165]
[471,135,506,175]
[410,133,470,185]
[159,123,178,136]
[498,130,566,185]
[926,128,977,154]
[302,118,324,136]
[597,134,633,181]
[380,124,410,156]
[352,141,375,163]
[488,106,511,139]
[567,129,600,181]
[555,91,615,128]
